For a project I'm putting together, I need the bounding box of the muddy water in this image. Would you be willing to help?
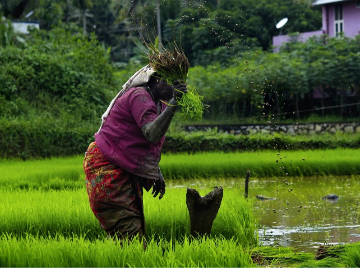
[170,175,360,253]
[250,175,360,253]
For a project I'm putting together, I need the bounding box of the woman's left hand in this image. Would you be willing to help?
[152,168,166,199]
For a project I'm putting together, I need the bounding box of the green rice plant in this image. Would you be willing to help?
[2,149,360,191]
[0,188,102,239]
[160,149,360,179]
[0,234,255,267]
[0,155,85,190]
[250,246,314,266]
[0,187,258,247]
[145,186,258,246]
[342,244,360,268]
[146,42,207,121]
[174,85,208,122]
[147,42,189,84]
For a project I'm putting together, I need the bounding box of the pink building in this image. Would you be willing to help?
[273,0,360,51]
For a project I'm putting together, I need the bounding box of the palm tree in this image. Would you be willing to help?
[66,0,93,35]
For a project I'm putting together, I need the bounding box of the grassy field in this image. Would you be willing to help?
[0,186,257,267]
[1,148,360,189]
[161,148,360,178]
[0,187,257,244]
[0,235,256,267]
[1,149,360,267]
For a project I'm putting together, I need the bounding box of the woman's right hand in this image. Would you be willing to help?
[173,80,187,100]
[152,168,166,199]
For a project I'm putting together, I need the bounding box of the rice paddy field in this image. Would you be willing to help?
[1,148,360,267]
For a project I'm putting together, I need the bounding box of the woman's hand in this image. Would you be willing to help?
[152,168,166,199]
[173,80,187,100]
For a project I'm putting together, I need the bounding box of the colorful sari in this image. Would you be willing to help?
[83,142,153,239]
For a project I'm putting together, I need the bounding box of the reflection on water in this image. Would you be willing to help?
[252,175,360,252]
[169,175,360,253]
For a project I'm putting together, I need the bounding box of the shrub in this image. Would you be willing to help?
[0,28,118,121]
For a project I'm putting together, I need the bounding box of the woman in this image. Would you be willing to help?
[83,65,187,242]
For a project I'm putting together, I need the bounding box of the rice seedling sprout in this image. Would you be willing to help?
[146,41,208,121]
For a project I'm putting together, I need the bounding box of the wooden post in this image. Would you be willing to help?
[245,170,251,198]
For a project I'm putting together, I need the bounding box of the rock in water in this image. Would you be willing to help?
[256,195,276,201]
[186,187,223,237]
[321,194,339,200]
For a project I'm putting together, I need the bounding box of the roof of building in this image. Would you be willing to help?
[12,21,39,34]
[312,0,350,5]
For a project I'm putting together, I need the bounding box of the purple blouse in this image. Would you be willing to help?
[95,87,166,180]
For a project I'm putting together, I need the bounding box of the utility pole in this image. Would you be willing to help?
[156,0,162,47]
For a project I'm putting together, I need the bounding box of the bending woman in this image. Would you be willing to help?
[83,65,187,242]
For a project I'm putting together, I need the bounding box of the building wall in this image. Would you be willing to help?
[272,31,323,52]
[273,0,360,49]
[343,0,360,37]
[327,5,335,37]
[322,5,328,34]
[12,21,39,34]
[323,0,360,37]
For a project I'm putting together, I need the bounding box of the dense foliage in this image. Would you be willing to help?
[162,0,321,65]
[1,1,359,158]
[189,35,360,120]
[1,0,321,62]
[0,27,117,122]
[1,119,360,159]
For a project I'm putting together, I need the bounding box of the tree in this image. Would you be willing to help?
[0,15,26,46]
[35,0,64,30]
[0,0,38,19]
[65,0,93,35]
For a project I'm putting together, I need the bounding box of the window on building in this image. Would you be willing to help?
[334,4,344,37]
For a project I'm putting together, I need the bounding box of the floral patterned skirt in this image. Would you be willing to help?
[83,142,152,239]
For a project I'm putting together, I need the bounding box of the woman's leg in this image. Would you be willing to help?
[84,142,146,247]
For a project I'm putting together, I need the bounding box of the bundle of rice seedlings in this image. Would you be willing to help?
[146,42,207,121]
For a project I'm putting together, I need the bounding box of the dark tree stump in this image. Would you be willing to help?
[186,187,223,238]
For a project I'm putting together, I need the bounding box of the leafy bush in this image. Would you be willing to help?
[0,28,117,121]
[0,118,96,159]
[1,118,359,159]
[163,131,360,154]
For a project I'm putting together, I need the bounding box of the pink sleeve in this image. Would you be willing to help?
[128,88,158,128]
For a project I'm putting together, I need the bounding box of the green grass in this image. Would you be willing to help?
[0,187,257,246]
[1,151,360,267]
[0,234,255,267]
[1,149,360,190]
[0,184,257,266]
[160,149,360,179]
[343,244,360,267]
[0,155,84,189]
[250,245,352,267]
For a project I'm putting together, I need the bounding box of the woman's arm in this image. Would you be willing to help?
[141,81,187,143]
[141,98,178,143]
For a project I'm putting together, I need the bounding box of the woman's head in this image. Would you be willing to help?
[147,73,174,101]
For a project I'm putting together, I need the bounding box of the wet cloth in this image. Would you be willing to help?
[84,142,154,237]
[95,87,166,181]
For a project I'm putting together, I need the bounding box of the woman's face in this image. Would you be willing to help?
[153,79,173,101]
